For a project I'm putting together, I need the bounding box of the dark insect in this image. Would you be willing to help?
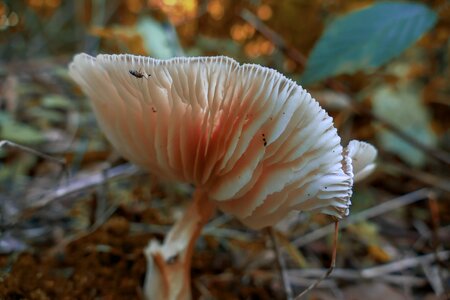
[129,69,151,79]
[262,133,267,147]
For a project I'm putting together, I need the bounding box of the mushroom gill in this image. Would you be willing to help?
[69,54,377,300]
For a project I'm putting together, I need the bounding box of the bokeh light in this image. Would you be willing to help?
[126,0,144,13]
[149,0,197,25]
[0,2,19,31]
[230,23,255,42]
[257,4,272,21]
[207,0,224,21]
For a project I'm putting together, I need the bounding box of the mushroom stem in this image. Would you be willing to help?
[143,189,216,300]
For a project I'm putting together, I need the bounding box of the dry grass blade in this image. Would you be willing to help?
[294,188,431,247]
[0,140,67,172]
[361,251,450,278]
[26,163,141,211]
[268,227,294,300]
[370,113,450,166]
[240,9,307,67]
[294,221,339,299]
[287,269,428,287]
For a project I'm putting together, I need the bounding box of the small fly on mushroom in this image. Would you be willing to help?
[129,68,151,79]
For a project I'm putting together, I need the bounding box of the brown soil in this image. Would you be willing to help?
[0,207,281,300]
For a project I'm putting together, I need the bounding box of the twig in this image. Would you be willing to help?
[94,167,110,225]
[382,162,450,192]
[421,263,446,296]
[194,278,215,299]
[361,251,450,278]
[204,214,233,230]
[0,140,70,186]
[50,201,120,255]
[129,222,254,241]
[49,162,125,253]
[289,251,449,289]
[0,140,66,169]
[1,163,142,227]
[285,278,337,289]
[293,188,431,247]
[323,81,450,165]
[30,163,141,209]
[364,111,450,165]
[427,192,450,297]
[294,221,338,299]
[240,9,307,67]
[0,140,70,227]
[287,269,427,287]
[268,227,294,300]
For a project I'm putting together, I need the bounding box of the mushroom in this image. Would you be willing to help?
[69,54,377,300]
[345,140,377,182]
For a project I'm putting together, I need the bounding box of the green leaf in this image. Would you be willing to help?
[0,112,45,145]
[301,2,437,85]
[29,107,65,123]
[372,84,437,167]
[42,94,73,110]
[136,16,183,59]
[1,122,45,145]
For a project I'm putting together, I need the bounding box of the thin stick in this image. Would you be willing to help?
[269,227,294,300]
[49,201,120,255]
[288,251,449,282]
[294,221,339,299]
[294,188,431,247]
[361,251,450,278]
[94,167,110,224]
[0,139,70,187]
[0,140,66,167]
[383,163,450,193]
[325,82,450,166]
[0,163,141,229]
[427,193,450,297]
[29,163,140,210]
[287,269,427,287]
[363,111,450,165]
[240,9,307,67]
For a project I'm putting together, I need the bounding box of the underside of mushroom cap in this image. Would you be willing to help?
[69,54,356,229]
[345,140,377,182]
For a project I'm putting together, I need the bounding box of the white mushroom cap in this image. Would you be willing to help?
[69,54,371,229]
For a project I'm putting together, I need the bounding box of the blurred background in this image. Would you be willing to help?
[0,0,449,299]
